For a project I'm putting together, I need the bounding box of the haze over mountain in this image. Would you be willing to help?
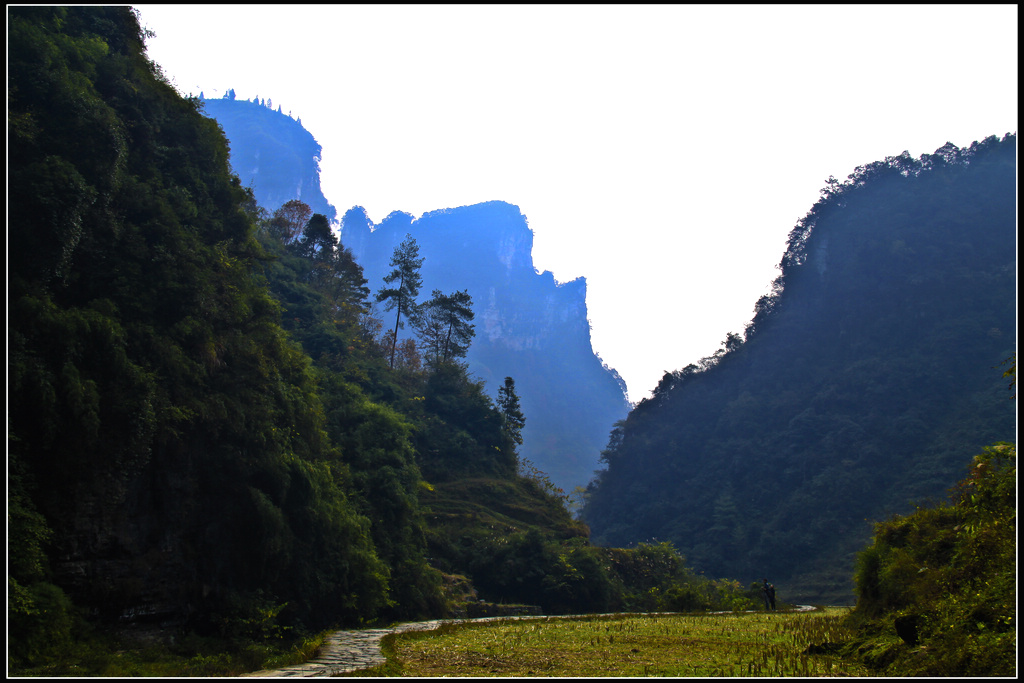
[340,202,631,493]
[9,10,1015,676]
[200,94,337,223]
[582,135,1017,604]
[200,96,630,493]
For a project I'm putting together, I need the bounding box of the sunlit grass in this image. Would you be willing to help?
[376,608,871,677]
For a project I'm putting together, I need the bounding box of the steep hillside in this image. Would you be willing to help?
[8,5,399,636]
[7,6,572,649]
[582,136,1017,604]
[844,441,1015,676]
[341,202,631,493]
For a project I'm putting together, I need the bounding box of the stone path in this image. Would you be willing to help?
[241,615,540,677]
[241,607,818,677]
[240,620,433,677]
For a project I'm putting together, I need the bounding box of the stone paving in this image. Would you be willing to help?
[240,620,428,677]
[241,607,818,677]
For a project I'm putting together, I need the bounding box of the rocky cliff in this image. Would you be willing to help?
[200,96,337,222]
[342,202,630,493]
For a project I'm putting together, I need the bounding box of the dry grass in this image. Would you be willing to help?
[380,608,870,677]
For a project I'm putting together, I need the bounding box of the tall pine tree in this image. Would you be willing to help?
[375,233,424,368]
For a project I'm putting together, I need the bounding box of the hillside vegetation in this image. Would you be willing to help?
[842,438,1015,676]
[583,133,1016,603]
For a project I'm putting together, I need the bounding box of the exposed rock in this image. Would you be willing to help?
[200,96,337,222]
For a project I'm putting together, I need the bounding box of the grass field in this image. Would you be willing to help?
[369,607,871,677]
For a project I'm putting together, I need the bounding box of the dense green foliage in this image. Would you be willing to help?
[9,6,390,657]
[7,8,734,675]
[583,135,1017,603]
[844,441,1015,676]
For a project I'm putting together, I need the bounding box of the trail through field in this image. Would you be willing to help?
[241,607,820,677]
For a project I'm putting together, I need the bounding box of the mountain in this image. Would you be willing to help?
[340,202,631,493]
[198,98,630,493]
[581,135,1017,604]
[199,95,337,223]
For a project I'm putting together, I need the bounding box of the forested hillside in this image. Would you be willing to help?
[9,4,417,637]
[5,4,549,645]
[582,135,1017,604]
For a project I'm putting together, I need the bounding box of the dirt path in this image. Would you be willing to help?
[241,607,817,677]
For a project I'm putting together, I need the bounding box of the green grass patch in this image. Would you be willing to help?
[373,608,871,677]
[7,627,330,677]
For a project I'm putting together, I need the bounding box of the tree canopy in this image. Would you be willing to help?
[416,289,476,365]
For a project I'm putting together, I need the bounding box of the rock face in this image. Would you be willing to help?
[200,96,337,222]
[342,202,630,493]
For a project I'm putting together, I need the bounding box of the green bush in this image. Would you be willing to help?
[847,442,1016,676]
[7,580,78,668]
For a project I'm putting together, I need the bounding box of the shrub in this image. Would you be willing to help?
[847,442,1015,676]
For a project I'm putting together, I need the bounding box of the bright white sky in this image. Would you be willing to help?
[136,4,1017,402]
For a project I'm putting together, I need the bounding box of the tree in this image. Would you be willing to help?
[293,213,370,318]
[416,289,475,365]
[375,234,424,368]
[723,331,743,352]
[498,376,526,450]
[294,213,337,261]
[393,337,423,372]
[270,199,313,243]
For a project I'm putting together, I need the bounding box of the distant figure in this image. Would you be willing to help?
[767,582,777,610]
[760,578,771,610]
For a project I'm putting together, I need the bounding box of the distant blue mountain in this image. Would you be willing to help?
[200,95,337,222]
[343,202,631,493]
[201,98,629,493]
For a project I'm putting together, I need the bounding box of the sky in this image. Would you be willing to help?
[135,4,1017,402]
